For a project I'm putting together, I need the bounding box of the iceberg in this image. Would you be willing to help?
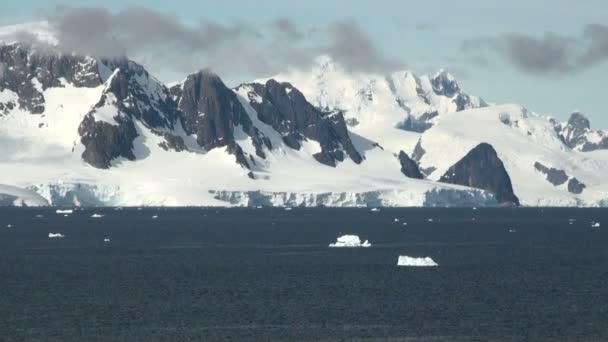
[104,238,111,243]
[329,235,371,248]
[91,214,105,218]
[591,222,601,228]
[397,255,438,267]
[56,209,73,214]
[48,233,65,239]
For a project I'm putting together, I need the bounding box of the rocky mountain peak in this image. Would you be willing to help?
[238,79,363,167]
[567,111,591,131]
[430,69,460,98]
[439,143,520,206]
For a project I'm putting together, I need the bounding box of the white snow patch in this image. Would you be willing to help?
[329,235,371,248]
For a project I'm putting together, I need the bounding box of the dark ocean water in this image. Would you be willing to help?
[0,207,607,341]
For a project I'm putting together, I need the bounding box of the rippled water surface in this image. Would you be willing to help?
[1,207,607,341]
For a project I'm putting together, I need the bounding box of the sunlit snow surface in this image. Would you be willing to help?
[2,24,608,207]
[329,235,371,248]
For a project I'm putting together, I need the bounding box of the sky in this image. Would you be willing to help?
[2,0,608,127]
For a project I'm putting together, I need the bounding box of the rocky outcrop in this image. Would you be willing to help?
[534,162,569,186]
[556,112,608,152]
[237,79,363,167]
[173,71,271,168]
[568,178,586,195]
[430,70,486,112]
[78,63,179,169]
[439,143,520,205]
[534,162,586,194]
[398,151,424,179]
[0,43,103,114]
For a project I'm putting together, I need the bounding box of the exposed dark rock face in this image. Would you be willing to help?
[556,112,608,152]
[174,71,271,165]
[0,44,103,114]
[78,114,138,169]
[158,133,186,152]
[431,70,461,98]
[568,178,586,194]
[397,111,438,133]
[439,143,520,205]
[238,80,363,167]
[398,151,424,179]
[78,64,179,169]
[412,139,426,162]
[534,162,569,186]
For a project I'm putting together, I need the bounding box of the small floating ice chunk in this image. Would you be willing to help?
[591,222,601,228]
[394,218,400,222]
[329,235,371,248]
[508,228,517,233]
[6,224,12,228]
[397,255,438,267]
[91,214,105,218]
[284,207,293,211]
[427,218,434,222]
[56,209,73,215]
[402,222,408,226]
[370,208,380,212]
[152,215,159,219]
[48,233,65,239]
[104,238,111,243]
[36,214,44,218]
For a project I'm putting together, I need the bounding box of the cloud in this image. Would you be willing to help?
[462,24,608,75]
[324,20,403,73]
[9,6,403,83]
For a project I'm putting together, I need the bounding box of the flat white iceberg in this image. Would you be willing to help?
[591,222,600,228]
[91,214,105,218]
[397,255,438,267]
[56,209,73,214]
[48,233,65,239]
[329,235,371,248]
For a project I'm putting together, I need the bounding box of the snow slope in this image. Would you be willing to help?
[0,184,49,206]
[270,56,484,154]
[416,104,608,206]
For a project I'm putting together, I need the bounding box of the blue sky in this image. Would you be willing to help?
[3,0,608,127]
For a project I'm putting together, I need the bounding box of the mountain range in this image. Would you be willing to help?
[1,23,608,207]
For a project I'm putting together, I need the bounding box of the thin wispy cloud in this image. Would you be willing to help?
[462,24,608,75]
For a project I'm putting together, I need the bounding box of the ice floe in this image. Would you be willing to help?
[370,208,380,212]
[6,224,12,228]
[56,209,73,214]
[91,214,105,218]
[329,235,371,248]
[152,215,159,219]
[48,233,65,239]
[397,255,438,267]
[591,222,601,228]
[104,238,111,243]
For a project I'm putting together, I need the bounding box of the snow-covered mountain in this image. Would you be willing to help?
[1,25,608,207]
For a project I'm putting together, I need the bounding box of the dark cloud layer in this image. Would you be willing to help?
[462,24,608,75]
[12,6,403,81]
